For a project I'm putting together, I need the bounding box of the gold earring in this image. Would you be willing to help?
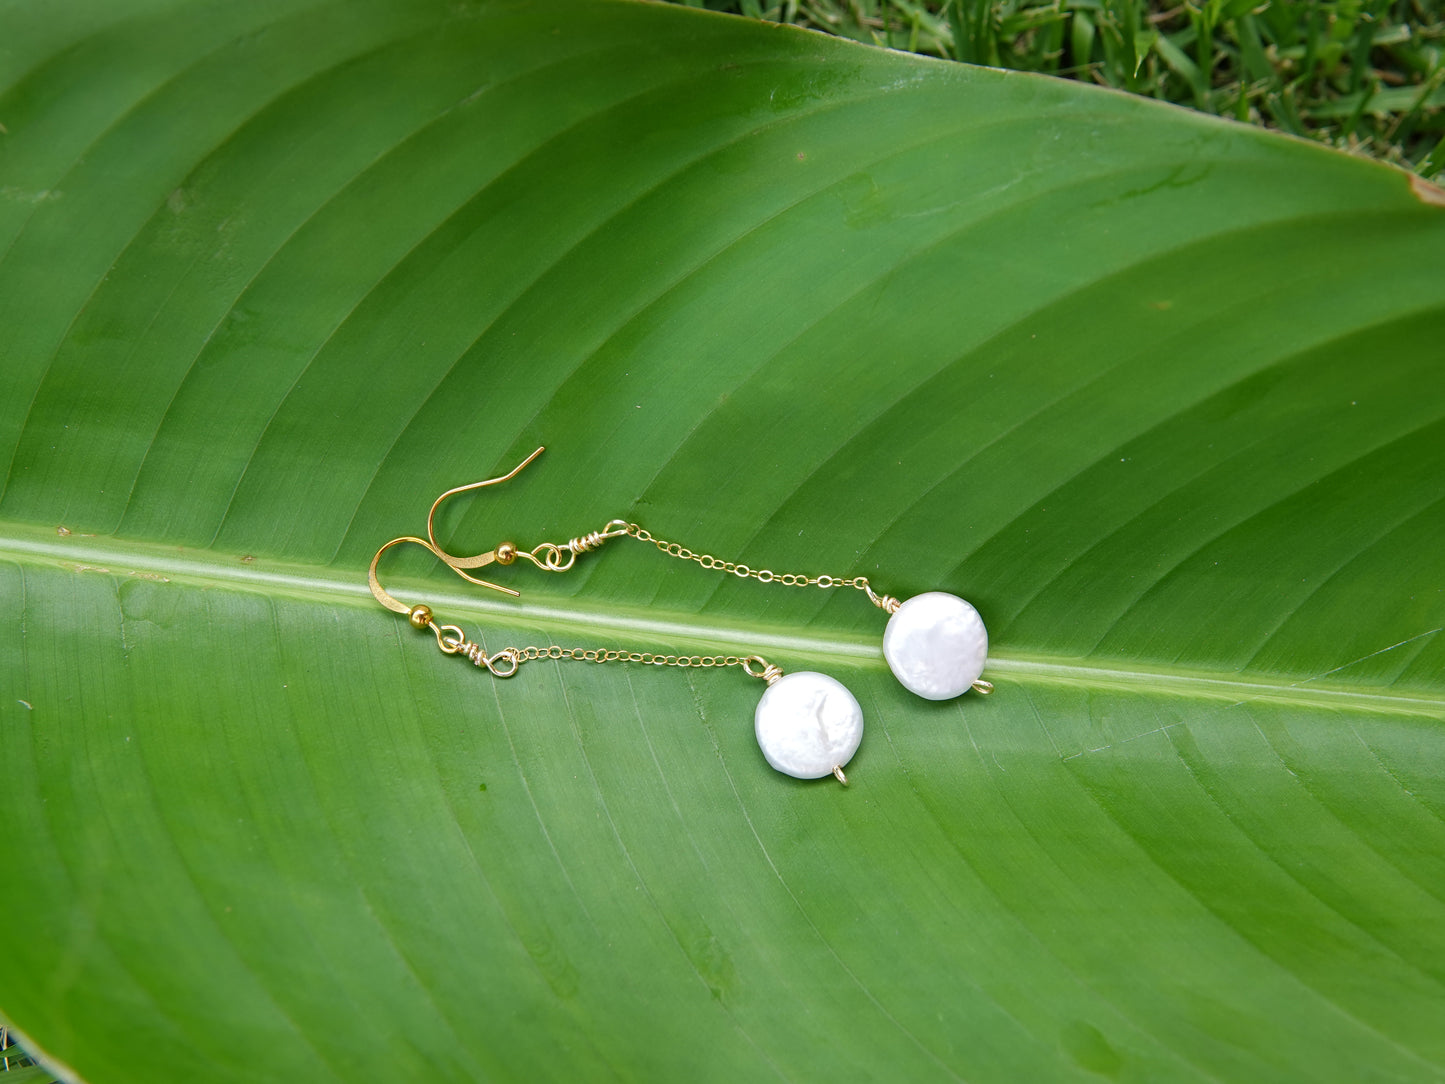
[426,447,993,703]
[369,536,862,784]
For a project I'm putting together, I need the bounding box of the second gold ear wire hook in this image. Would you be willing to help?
[426,445,629,596]
[367,535,521,674]
[424,446,544,586]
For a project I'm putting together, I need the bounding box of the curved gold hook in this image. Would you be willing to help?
[369,535,524,672]
[369,534,518,636]
[425,446,545,585]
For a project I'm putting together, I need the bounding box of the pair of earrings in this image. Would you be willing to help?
[368,447,991,785]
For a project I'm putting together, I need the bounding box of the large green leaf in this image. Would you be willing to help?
[2,2,1443,1080]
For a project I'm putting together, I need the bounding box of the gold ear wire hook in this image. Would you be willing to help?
[369,533,517,640]
[425,445,546,592]
[426,444,631,592]
[370,533,519,604]
[369,535,522,673]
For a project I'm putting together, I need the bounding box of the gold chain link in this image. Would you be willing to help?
[488,516,900,613]
[499,645,780,683]
[511,645,747,668]
[428,617,782,682]
[623,523,899,612]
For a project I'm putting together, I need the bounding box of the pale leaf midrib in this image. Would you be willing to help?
[2,522,1440,718]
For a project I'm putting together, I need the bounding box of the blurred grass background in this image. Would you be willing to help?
[0,1028,56,1083]
[668,0,1445,176]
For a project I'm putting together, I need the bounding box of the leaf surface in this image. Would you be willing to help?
[1,2,1443,1081]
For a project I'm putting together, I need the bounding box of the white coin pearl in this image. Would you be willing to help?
[754,671,864,780]
[882,591,988,701]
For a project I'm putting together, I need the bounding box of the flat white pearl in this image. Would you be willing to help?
[883,591,988,701]
[754,671,863,780]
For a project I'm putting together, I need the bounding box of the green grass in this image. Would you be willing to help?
[0,1031,56,1083]
[671,0,1445,176]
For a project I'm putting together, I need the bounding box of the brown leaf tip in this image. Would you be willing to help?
[1409,173,1445,207]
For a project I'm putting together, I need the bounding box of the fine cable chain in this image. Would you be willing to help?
[517,518,990,702]
[415,606,784,684]
[405,607,843,784]
[510,517,904,615]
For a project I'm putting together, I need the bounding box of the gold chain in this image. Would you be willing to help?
[410,607,784,682]
[510,645,750,668]
[415,449,900,614]
[430,510,900,612]
[623,523,900,613]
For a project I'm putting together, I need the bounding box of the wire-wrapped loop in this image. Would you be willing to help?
[436,626,520,677]
[568,530,609,554]
[461,639,520,677]
[863,581,902,614]
[485,650,520,678]
[742,656,784,685]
